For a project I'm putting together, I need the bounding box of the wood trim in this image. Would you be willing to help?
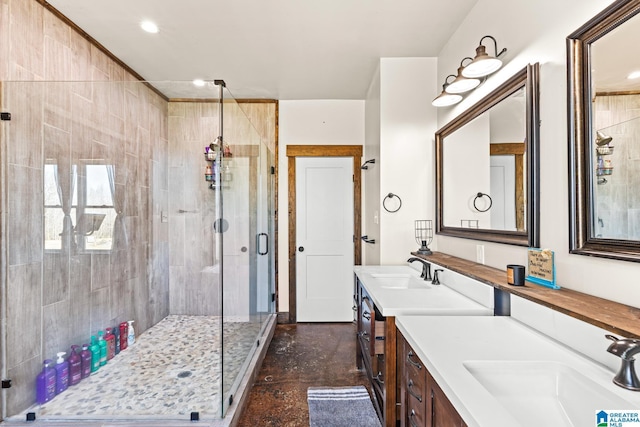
[416,251,640,339]
[288,157,297,323]
[490,143,526,231]
[287,145,363,157]
[384,316,397,427]
[287,145,363,323]
[169,98,278,103]
[596,90,640,97]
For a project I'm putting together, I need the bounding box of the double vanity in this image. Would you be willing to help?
[355,253,640,427]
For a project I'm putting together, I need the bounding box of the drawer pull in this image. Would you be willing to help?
[409,410,419,427]
[374,372,384,385]
[360,331,370,342]
[362,311,371,320]
[407,351,422,369]
[408,379,423,402]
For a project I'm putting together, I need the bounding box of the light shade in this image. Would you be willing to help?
[446,66,481,94]
[462,45,502,77]
[432,90,462,107]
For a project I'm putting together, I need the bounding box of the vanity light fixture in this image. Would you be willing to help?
[445,58,481,94]
[432,75,463,107]
[462,35,507,78]
[140,20,159,34]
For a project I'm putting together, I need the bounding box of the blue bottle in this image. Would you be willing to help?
[36,359,56,404]
[54,352,69,394]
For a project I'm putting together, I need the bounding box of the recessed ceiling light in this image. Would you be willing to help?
[628,71,640,80]
[193,79,206,87]
[140,20,159,34]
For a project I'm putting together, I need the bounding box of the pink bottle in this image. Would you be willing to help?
[80,344,92,379]
[68,345,82,386]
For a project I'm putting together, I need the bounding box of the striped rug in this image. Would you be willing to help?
[307,386,381,427]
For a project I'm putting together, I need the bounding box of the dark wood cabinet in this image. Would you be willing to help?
[399,332,467,427]
[355,277,396,427]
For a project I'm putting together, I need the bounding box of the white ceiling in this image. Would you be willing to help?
[46,0,478,100]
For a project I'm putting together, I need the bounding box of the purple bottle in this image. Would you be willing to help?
[54,352,69,394]
[68,346,82,386]
[36,359,56,404]
[80,344,92,379]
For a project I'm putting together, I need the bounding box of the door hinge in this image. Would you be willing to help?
[271,292,276,302]
[270,166,275,175]
[2,379,11,388]
[1,112,11,121]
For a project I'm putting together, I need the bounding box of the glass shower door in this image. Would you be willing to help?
[219,90,275,416]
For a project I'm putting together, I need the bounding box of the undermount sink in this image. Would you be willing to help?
[370,274,430,290]
[463,360,635,426]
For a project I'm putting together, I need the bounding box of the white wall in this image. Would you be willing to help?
[379,58,439,264]
[277,100,365,311]
[434,0,640,309]
[363,65,382,265]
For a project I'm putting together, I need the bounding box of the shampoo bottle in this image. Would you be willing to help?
[98,331,107,366]
[36,359,56,404]
[119,322,128,351]
[68,345,82,386]
[105,327,115,360]
[80,344,92,379]
[90,336,100,373]
[114,326,121,355]
[54,352,69,395]
[127,320,135,346]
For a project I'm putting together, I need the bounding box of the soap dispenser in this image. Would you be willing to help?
[54,352,69,394]
[80,343,92,379]
[127,320,135,346]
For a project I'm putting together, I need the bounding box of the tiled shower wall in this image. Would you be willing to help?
[0,0,170,415]
[594,94,640,239]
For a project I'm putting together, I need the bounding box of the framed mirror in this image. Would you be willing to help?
[568,0,640,262]
[436,63,540,246]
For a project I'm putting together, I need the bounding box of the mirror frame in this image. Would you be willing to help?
[568,0,640,262]
[435,63,540,247]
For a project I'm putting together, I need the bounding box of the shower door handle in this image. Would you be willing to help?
[257,233,269,255]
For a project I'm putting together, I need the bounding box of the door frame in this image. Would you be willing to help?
[286,145,362,323]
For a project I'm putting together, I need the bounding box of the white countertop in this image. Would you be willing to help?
[353,265,492,317]
[396,316,640,427]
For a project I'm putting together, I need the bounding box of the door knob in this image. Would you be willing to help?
[298,246,304,252]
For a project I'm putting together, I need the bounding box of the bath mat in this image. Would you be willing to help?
[307,386,381,427]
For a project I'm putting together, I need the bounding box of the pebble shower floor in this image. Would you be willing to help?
[18,315,262,420]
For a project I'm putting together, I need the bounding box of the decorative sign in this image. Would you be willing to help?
[526,248,560,289]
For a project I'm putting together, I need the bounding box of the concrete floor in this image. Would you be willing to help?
[236,322,370,427]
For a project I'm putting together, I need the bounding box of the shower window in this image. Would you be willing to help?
[44,163,115,251]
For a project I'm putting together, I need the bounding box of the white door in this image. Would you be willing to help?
[296,157,354,322]
[490,155,516,231]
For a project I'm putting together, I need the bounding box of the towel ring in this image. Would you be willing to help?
[473,192,492,212]
[383,193,402,213]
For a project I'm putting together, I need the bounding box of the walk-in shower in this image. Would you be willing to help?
[0,79,276,425]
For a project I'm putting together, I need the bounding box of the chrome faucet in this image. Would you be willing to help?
[407,257,431,281]
[606,334,640,391]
